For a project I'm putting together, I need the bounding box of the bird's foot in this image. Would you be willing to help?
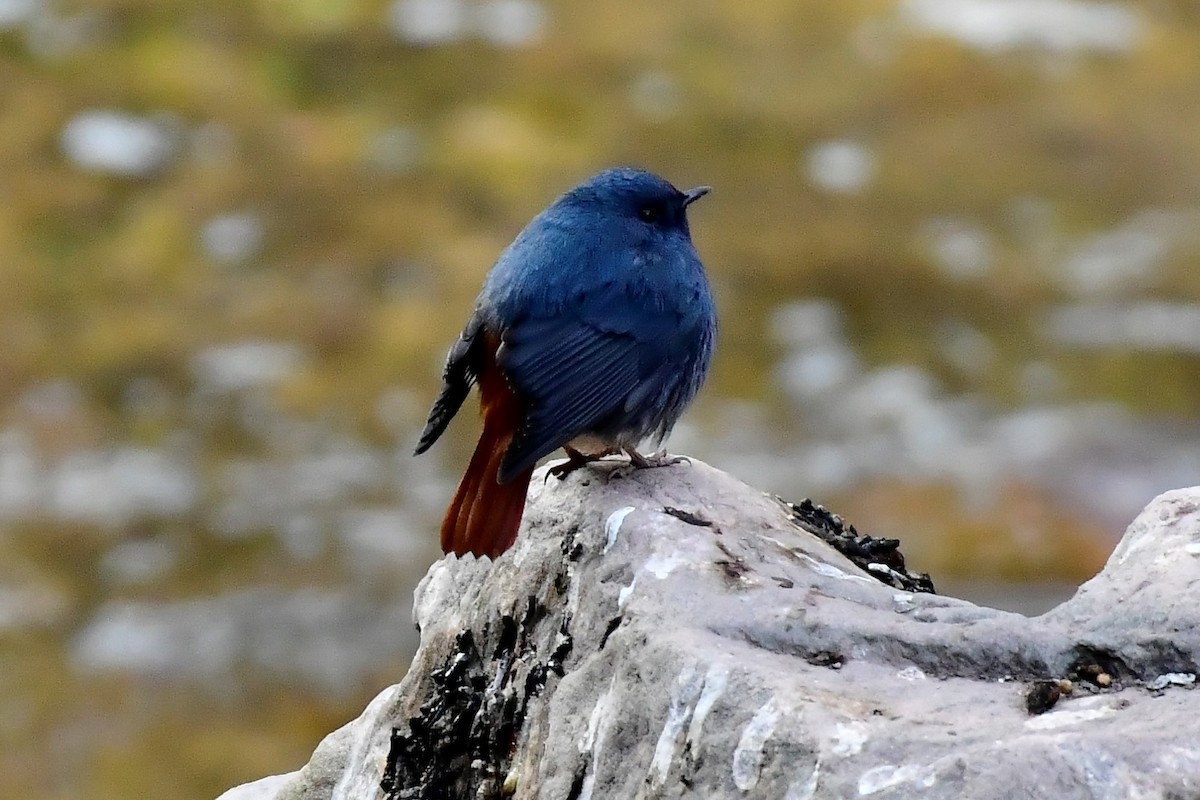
[624,447,690,470]
[547,446,608,481]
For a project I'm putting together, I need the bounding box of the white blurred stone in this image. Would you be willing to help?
[989,404,1119,469]
[896,396,974,473]
[25,6,106,59]
[200,212,263,266]
[0,429,39,517]
[771,302,861,402]
[795,442,860,494]
[923,218,995,280]
[1043,302,1200,354]
[50,448,197,525]
[805,140,875,195]
[838,365,940,427]
[51,452,122,524]
[73,589,418,694]
[19,378,84,420]
[937,321,997,377]
[1057,224,1166,296]
[282,515,326,561]
[776,345,860,401]
[73,598,239,676]
[769,299,846,348]
[475,0,546,47]
[99,539,179,586]
[292,446,388,503]
[0,0,37,28]
[191,341,307,394]
[902,0,1142,54]
[387,0,467,44]
[61,110,176,177]
[0,582,70,631]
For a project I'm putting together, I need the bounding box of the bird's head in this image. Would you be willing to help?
[560,167,710,237]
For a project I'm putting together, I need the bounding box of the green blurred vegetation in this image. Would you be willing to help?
[3,1,1200,421]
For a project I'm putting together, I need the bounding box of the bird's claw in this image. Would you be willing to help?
[548,447,689,484]
[546,448,599,482]
[625,448,690,470]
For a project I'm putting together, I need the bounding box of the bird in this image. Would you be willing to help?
[414,167,716,558]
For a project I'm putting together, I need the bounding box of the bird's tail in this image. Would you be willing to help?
[441,360,533,558]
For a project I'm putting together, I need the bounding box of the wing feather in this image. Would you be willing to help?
[496,322,640,481]
[414,313,486,455]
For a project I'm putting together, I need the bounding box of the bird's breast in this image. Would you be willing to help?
[567,432,628,456]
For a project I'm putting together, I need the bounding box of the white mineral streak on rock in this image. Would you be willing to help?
[648,662,703,787]
[616,574,638,610]
[858,764,929,795]
[686,663,729,746]
[1024,705,1116,731]
[577,673,619,800]
[763,537,873,583]
[604,506,635,553]
[892,592,916,613]
[732,697,782,791]
[896,665,927,682]
[1147,673,1196,691]
[829,721,870,756]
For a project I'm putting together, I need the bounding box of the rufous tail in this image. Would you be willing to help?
[441,355,533,558]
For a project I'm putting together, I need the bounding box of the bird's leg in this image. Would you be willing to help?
[547,445,608,481]
[623,446,690,470]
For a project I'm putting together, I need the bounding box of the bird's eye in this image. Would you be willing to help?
[638,206,660,224]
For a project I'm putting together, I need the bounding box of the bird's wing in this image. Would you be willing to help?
[495,304,643,482]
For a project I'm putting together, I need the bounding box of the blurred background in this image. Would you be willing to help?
[2,0,1199,797]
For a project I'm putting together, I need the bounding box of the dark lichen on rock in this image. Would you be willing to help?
[381,593,572,800]
[780,496,936,594]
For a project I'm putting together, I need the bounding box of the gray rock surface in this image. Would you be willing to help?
[218,459,1200,800]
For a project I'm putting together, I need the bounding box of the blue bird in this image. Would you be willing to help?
[415,168,716,557]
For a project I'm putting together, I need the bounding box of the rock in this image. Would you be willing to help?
[60,110,178,177]
[219,460,1200,799]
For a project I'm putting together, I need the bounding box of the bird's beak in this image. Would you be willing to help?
[681,185,711,207]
